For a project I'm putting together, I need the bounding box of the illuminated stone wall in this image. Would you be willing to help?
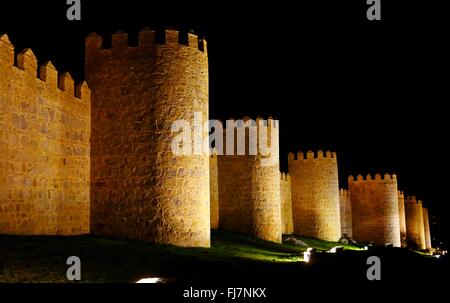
[0,34,90,235]
[288,150,341,241]
[405,196,426,250]
[280,172,293,234]
[210,152,219,229]
[422,207,432,250]
[85,29,210,247]
[349,174,401,247]
[218,118,282,243]
[398,191,407,247]
[339,188,352,238]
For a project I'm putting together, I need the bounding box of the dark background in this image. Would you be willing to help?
[1,0,448,247]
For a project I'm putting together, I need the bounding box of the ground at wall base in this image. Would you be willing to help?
[1,230,445,284]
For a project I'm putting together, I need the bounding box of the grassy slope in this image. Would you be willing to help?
[0,230,360,282]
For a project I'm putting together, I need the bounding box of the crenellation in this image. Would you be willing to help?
[0,34,14,65]
[111,30,129,48]
[86,29,206,54]
[16,48,37,72]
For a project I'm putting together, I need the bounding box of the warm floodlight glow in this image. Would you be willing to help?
[364,246,369,251]
[329,246,343,253]
[136,277,162,283]
[303,251,311,263]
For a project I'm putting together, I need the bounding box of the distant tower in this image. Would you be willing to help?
[280,173,293,234]
[339,189,352,238]
[288,150,341,241]
[210,151,219,229]
[422,207,432,250]
[348,174,401,247]
[85,29,210,247]
[405,195,426,250]
[218,117,282,243]
[398,191,407,247]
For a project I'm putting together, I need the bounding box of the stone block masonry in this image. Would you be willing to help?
[0,34,90,235]
[398,191,407,247]
[210,151,219,229]
[288,150,341,241]
[422,207,432,250]
[348,174,401,247]
[339,189,352,238]
[217,118,282,243]
[85,29,210,247]
[280,172,293,234]
[405,195,426,250]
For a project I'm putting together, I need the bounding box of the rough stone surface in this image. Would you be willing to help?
[218,118,282,243]
[422,207,432,250]
[85,30,210,247]
[280,172,293,234]
[398,191,407,247]
[210,152,219,229]
[339,188,352,238]
[288,150,341,241]
[404,195,426,250]
[0,35,90,235]
[349,174,401,247]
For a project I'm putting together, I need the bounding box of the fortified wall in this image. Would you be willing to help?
[0,34,90,235]
[339,189,352,238]
[405,195,426,250]
[348,174,401,247]
[288,150,341,241]
[398,191,407,247]
[217,118,282,243]
[422,207,432,250]
[85,29,210,247]
[280,172,293,234]
[210,151,219,229]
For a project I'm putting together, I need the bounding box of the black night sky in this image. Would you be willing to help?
[1,0,449,246]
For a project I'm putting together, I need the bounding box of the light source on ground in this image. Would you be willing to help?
[136,277,163,283]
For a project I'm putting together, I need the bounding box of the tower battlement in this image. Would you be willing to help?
[405,195,419,203]
[339,188,350,198]
[288,150,337,162]
[86,28,207,55]
[348,173,397,183]
[1,35,90,104]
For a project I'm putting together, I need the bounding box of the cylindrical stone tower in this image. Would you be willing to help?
[85,29,210,247]
[398,191,407,247]
[218,117,282,243]
[348,174,401,247]
[280,172,293,234]
[288,150,341,242]
[423,207,432,250]
[405,195,426,250]
[339,189,353,238]
[210,151,219,229]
